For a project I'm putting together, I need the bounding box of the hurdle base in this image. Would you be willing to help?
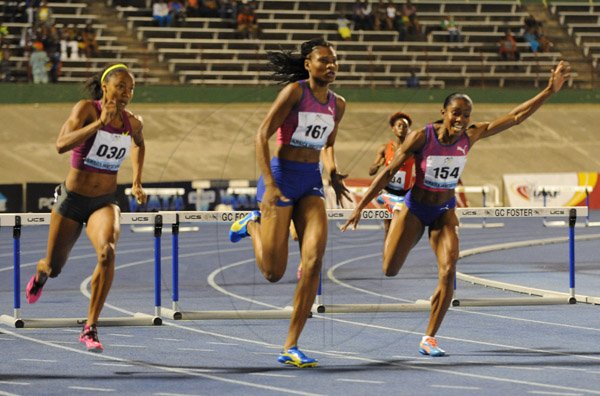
[164,307,295,320]
[313,301,431,314]
[0,312,161,328]
[451,297,573,307]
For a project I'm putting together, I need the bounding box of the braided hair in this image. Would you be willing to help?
[267,37,335,84]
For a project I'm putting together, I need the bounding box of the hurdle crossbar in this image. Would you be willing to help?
[0,212,176,328]
[315,207,585,312]
[537,185,598,227]
[455,185,504,228]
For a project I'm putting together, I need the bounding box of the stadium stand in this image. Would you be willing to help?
[1,0,594,87]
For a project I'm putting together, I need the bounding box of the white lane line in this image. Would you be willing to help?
[494,365,543,371]
[0,381,29,386]
[68,386,115,392]
[154,393,203,396]
[527,391,583,396]
[250,373,296,378]
[47,341,78,345]
[93,362,133,367]
[109,344,147,348]
[177,348,214,352]
[325,350,360,355]
[207,342,238,346]
[107,333,134,338]
[0,337,14,340]
[0,390,21,396]
[336,379,385,384]
[153,338,183,342]
[198,253,600,395]
[2,329,323,396]
[18,358,57,363]
[430,385,480,390]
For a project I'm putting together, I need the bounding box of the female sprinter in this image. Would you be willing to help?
[25,64,146,353]
[342,61,571,357]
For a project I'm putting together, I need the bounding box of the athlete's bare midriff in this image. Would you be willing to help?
[410,185,456,206]
[275,144,321,163]
[65,168,118,197]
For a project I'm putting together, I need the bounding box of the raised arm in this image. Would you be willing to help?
[341,128,426,231]
[128,113,146,205]
[468,61,571,144]
[56,99,118,154]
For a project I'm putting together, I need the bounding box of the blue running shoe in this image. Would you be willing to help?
[376,193,404,213]
[278,346,318,368]
[419,336,445,357]
[229,210,260,243]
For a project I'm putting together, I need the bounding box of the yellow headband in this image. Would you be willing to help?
[101,64,128,84]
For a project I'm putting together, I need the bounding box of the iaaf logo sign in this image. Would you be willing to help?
[514,184,559,201]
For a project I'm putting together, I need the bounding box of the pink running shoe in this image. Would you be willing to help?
[25,275,44,304]
[80,324,104,353]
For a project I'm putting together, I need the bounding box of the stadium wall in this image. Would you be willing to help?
[1,85,600,104]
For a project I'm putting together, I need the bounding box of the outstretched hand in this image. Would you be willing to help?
[548,60,571,93]
[340,207,361,232]
[331,172,352,208]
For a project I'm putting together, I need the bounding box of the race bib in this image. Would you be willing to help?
[289,111,335,149]
[424,155,467,189]
[388,170,407,190]
[84,130,131,172]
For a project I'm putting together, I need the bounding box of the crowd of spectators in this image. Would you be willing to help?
[0,1,100,83]
[350,0,423,41]
[151,0,260,39]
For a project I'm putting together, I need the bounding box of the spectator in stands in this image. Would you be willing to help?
[374,0,389,31]
[401,0,420,39]
[24,63,147,354]
[36,0,53,27]
[0,44,14,82]
[523,28,540,53]
[199,0,219,18]
[524,13,542,34]
[498,30,520,61]
[406,71,419,88]
[228,38,350,368]
[336,13,353,41]
[152,0,171,27]
[353,0,373,30]
[25,0,41,25]
[342,61,571,358]
[185,0,200,17]
[29,43,49,83]
[82,23,99,59]
[168,0,186,26]
[441,15,460,43]
[385,1,398,31]
[236,4,259,39]
[219,0,238,27]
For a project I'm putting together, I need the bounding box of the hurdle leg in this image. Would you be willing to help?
[152,215,164,324]
[568,209,577,304]
[0,217,25,328]
[161,215,183,320]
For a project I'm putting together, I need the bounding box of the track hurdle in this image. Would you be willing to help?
[125,187,199,233]
[455,184,504,228]
[160,210,296,320]
[315,207,587,313]
[537,185,598,227]
[0,212,176,328]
